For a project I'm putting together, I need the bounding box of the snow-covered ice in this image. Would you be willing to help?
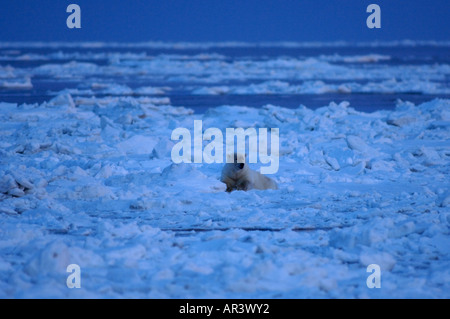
[0,41,449,298]
[0,93,449,298]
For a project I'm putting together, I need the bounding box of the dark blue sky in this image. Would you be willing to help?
[0,0,448,42]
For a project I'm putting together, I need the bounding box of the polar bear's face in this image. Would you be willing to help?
[224,152,247,176]
[226,152,245,164]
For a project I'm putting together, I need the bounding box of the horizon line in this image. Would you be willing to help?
[1,39,450,49]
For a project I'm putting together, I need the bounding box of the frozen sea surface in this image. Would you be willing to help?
[0,42,449,298]
[0,41,449,110]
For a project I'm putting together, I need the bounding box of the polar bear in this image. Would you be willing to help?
[220,153,278,192]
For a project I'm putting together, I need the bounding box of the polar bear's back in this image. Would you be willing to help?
[248,170,278,190]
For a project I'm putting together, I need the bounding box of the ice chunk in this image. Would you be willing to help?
[101,84,133,95]
[387,116,417,127]
[24,242,71,277]
[192,86,230,95]
[150,138,175,159]
[47,92,75,108]
[0,206,18,215]
[346,135,369,152]
[325,156,340,171]
[8,187,25,197]
[0,77,32,89]
[12,173,34,190]
[116,135,158,155]
[437,193,450,207]
[419,147,443,166]
[134,86,166,95]
[360,251,396,271]
[95,164,128,179]
[0,174,18,194]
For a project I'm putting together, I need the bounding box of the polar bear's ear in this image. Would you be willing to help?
[235,152,246,163]
[226,152,246,163]
[226,152,235,163]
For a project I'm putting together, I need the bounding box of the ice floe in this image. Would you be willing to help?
[0,93,448,298]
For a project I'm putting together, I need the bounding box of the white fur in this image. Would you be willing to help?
[220,154,277,192]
